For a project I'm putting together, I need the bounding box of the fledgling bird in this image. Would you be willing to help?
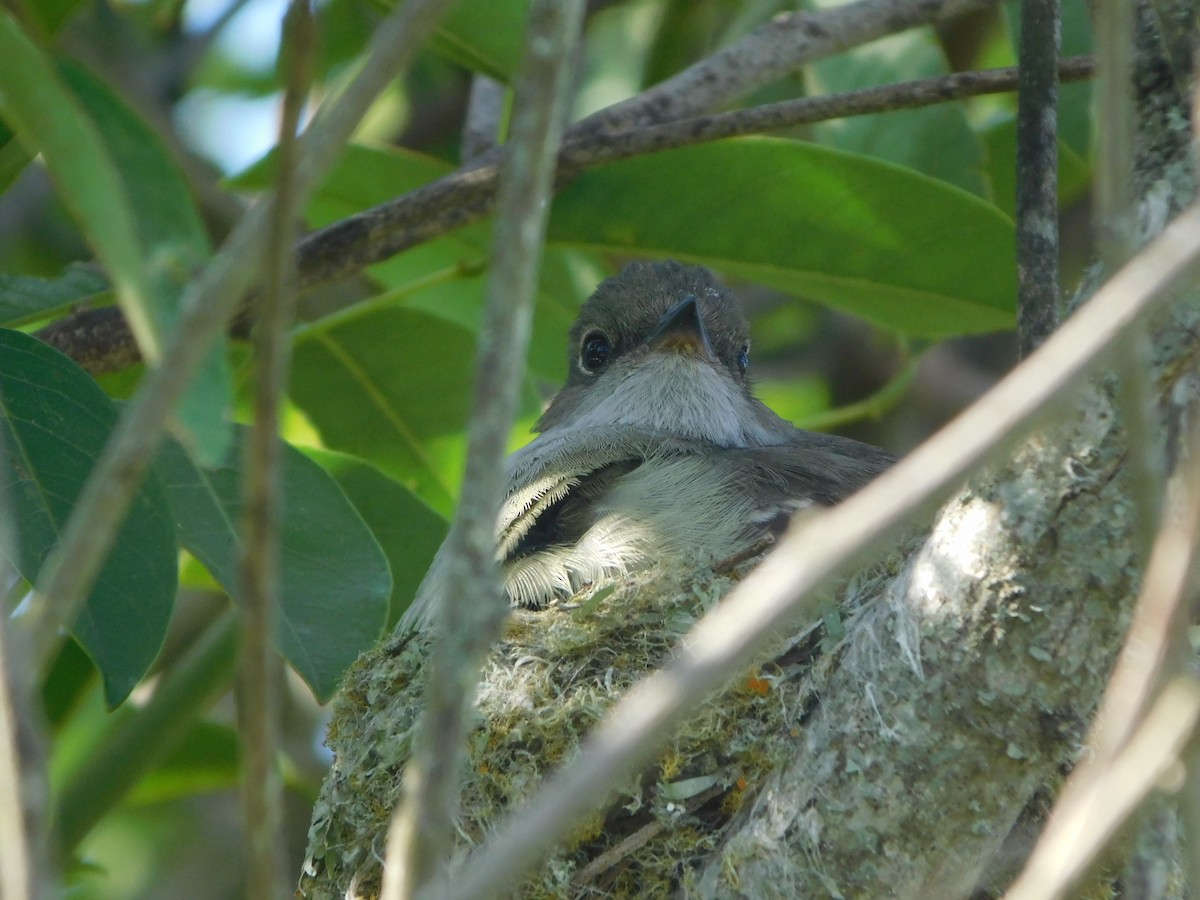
[401,261,895,632]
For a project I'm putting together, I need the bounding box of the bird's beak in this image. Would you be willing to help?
[645,295,714,359]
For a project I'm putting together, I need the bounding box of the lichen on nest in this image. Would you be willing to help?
[298,546,903,899]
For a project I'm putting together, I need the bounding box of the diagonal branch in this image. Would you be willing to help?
[37,53,1094,376]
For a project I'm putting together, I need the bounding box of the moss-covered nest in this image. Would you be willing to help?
[298,545,905,899]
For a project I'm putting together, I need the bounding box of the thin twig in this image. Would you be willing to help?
[461,75,506,161]
[37,4,1089,376]
[0,586,43,900]
[0,412,39,900]
[1087,460,1200,763]
[420,203,1200,900]
[1095,0,1137,264]
[557,57,1093,176]
[19,0,455,679]
[794,351,920,432]
[291,57,1094,297]
[567,0,998,140]
[1014,0,1060,357]
[381,1,586,896]
[236,2,313,898]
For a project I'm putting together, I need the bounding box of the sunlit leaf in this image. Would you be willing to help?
[808,30,986,197]
[548,138,1016,337]
[432,0,531,81]
[289,307,480,517]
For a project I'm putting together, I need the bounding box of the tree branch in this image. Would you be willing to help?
[381,1,586,895]
[299,3,1199,897]
[1014,0,1061,357]
[235,1,314,897]
[37,55,1094,376]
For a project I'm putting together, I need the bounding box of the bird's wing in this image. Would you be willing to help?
[726,432,897,509]
[499,425,681,561]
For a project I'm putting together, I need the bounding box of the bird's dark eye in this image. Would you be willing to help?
[581,331,611,372]
[737,344,750,373]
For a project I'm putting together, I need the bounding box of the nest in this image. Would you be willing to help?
[298,545,907,899]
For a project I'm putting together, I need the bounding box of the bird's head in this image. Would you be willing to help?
[535,261,788,447]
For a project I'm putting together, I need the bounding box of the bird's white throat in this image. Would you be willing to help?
[554,354,780,448]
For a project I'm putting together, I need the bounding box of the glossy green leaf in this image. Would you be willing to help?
[306,448,448,627]
[547,138,1016,337]
[126,722,240,804]
[42,637,98,730]
[304,144,581,381]
[59,61,232,467]
[0,14,153,357]
[289,308,479,516]
[0,328,178,706]
[0,264,108,327]
[808,30,986,197]
[432,0,531,81]
[155,429,391,701]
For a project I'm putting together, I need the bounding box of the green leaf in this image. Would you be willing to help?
[25,0,89,35]
[0,14,153,356]
[155,429,391,702]
[433,0,531,82]
[126,722,240,805]
[0,120,31,195]
[808,30,986,197]
[59,60,232,467]
[59,63,209,261]
[0,263,108,327]
[289,308,480,517]
[237,143,585,384]
[306,449,448,627]
[42,637,98,730]
[547,138,1016,337]
[0,328,178,706]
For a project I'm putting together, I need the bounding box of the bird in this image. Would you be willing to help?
[400,260,895,632]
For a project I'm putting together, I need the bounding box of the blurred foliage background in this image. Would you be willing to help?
[0,0,1094,896]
